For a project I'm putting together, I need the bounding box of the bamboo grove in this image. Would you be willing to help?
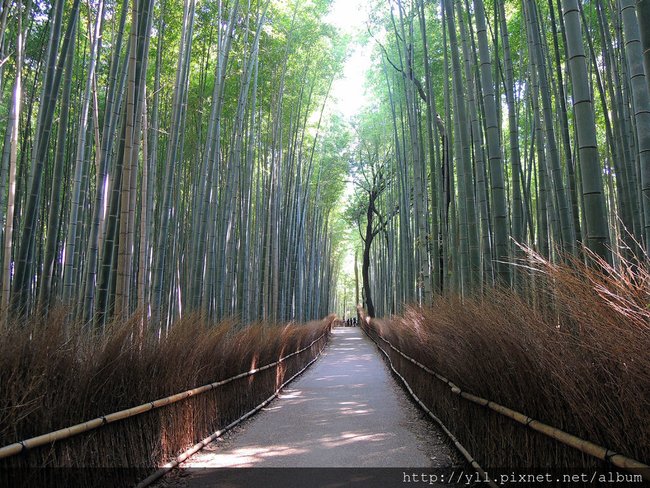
[0,0,348,328]
[349,0,650,317]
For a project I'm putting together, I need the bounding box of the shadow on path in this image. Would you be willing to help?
[164,327,460,486]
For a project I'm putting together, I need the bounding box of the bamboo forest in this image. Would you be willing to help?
[0,0,649,486]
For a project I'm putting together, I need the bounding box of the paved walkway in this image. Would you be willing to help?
[165,327,459,486]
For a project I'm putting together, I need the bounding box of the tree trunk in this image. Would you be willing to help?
[561,0,611,262]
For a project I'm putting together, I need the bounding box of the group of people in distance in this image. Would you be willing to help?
[344,317,358,327]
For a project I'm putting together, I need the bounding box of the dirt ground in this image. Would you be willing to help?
[154,327,462,487]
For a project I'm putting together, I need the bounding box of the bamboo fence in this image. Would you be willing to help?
[359,310,649,482]
[0,323,331,462]
[136,347,324,486]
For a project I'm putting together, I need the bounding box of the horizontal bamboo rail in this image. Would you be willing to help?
[361,320,498,488]
[0,327,330,461]
[360,312,649,480]
[136,344,326,487]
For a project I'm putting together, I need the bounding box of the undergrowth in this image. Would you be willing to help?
[362,249,649,470]
[0,312,333,486]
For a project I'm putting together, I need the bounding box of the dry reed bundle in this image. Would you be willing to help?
[0,312,333,487]
[362,250,649,472]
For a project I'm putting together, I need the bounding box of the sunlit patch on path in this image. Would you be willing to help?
[167,327,459,486]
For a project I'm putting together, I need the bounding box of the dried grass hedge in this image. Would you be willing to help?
[361,250,649,471]
[0,313,333,486]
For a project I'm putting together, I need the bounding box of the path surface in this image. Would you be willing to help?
[161,327,460,487]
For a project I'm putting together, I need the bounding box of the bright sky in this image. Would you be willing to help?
[324,0,373,121]
[323,0,375,296]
